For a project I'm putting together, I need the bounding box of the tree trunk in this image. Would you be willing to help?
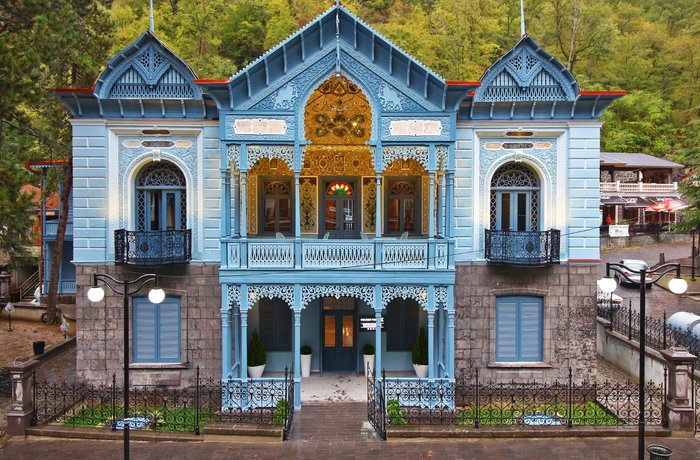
[46,158,72,325]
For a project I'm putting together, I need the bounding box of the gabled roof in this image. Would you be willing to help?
[197,3,476,112]
[474,36,578,103]
[600,152,684,169]
[93,30,202,100]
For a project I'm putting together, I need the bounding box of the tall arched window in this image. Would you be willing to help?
[136,161,187,231]
[261,179,292,234]
[490,163,539,231]
[386,179,418,235]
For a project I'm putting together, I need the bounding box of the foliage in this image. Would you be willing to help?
[65,406,216,431]
[411,327,428,365]
[386,399,407,425]
[362,343,375,355]
[455,401,622,426]
[300,345,312,355]
[271,399,287,426]
[248,330,267,366]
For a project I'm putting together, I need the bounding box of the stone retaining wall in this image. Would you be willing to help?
[601,233,691,251]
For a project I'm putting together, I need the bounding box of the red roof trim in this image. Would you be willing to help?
[51,87,94,93]
[446,80,480,86]
[24,159,69,173]
[579,90,627,96]
[195,79,229,84]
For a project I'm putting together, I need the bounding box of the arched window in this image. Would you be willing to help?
[136,161,187,231]
[489,163,539,231]
[261,179,293,234]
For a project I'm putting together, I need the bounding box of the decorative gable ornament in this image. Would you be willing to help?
[474,36,578,103]
[94,31,201,100]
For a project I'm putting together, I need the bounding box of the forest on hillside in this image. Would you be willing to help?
[0,0,699,257]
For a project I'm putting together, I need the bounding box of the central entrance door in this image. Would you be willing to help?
[322,180,359,239]
[322,297,356,371]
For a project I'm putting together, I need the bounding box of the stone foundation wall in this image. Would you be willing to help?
[454,263,597,383]
[75,263,221,386]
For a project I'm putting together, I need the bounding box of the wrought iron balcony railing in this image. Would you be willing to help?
[484,229,560,265]
[114,229,192,265]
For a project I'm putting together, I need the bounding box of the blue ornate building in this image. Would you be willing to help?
[56,4,622,408]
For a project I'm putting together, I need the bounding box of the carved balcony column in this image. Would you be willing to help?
[375,144,382,239]
[373,285,382,375]
[239,284,249,378]
[427,285,436,379]
[220,290,232,380]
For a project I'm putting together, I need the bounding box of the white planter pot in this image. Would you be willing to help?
[248,364,265,378]
[301,353,312,377]
[363,354,375,376]
[413,363,428,378]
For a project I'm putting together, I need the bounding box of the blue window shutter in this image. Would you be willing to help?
[158,299,181,362]
[133,299,157,362]
[519,299,542,361]
[496,299,517,361]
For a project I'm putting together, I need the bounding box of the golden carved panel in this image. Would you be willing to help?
[249,157,293,176]
[304,74,371,145]
[300,177,317,234]
[362,177,377,233]
[422,175,429,235]
[247,175,258,235]
[301,145,374,176]
[383,158,426,176]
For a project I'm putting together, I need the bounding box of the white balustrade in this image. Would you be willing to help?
[600,182,678,193]
[382,242,428,269]
[44,222,73,236]
[302,241,374,268]
[248,241,295,268]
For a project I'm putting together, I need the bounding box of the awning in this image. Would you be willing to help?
[601,195,655,207]
[644,198,689,212]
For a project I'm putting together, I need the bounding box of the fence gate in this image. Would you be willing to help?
[366,369,386,440]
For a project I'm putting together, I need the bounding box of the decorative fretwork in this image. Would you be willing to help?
[247,285,295,310]
[301,145,374,176]
[137,161,186,187]
[381,285,428,310]
[249,157,293,176]
[382,146,429,171]
[484,229,560,265]
[382,158,425,176]
[435,286,448,308]
[389,181,416,196]
[436,145,449,170]
[304,74,371,145]
[362,177,376,233]
[107,43,198,99]
[228,285,241,309]
[474,38,578,102]
[264,181,291,196]
[247,145,294,171]
[491,162,539,188]
[299,177,317,233]
[228,145,240,171]
[301,285,374,309]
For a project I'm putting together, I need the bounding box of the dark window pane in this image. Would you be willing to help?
[259,298,292,351]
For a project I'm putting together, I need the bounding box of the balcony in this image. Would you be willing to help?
[223,238,451,271]
[115,229,192,265]
[600,182,678,194]
[484,229,560,265]
[44,221,73,240]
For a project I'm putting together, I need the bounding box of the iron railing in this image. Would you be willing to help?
[484,229,560,265]
[114,229,191,265]
[597,302,700,368]
[367,366,386,439]
[368,367,665,430]
[31,366,295,439]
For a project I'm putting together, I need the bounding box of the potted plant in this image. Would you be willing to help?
[411,327,428,378]
[362,343,375,377]
[300,345,312,377]
[247,330,266,378]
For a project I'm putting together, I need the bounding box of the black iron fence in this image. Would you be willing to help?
[31,367,295,439]
[368,368,665,430]
[597,301,700,367]
[114,228,192,265]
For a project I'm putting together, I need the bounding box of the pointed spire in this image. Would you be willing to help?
[520,0,526,37]
[149,0,155,32]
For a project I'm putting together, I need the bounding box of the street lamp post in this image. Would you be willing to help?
[87,273,165,460]
[598,263,687,460]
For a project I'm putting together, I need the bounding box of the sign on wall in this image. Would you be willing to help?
[609,225,629,237]
[359,316,385,332]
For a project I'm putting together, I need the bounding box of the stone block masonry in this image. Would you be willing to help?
[454,263,597,384]
[74,263,221,386]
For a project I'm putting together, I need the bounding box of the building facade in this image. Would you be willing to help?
[56,4,622,407]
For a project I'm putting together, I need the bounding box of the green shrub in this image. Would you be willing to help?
[387,399,406,425]
[411,327,428,365]
[271,399,287,426]
[362,343,374,355]
[300,345,312,355]
[248,330,266,366]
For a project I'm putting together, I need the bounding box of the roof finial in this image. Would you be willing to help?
[149,0,155,32]
[520,0,526,37]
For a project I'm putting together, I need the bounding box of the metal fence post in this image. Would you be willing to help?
[662,366,669,428]
[31,371,37,426]
[474,367,480,429]
[195,366,200,435]
[628,301,633,340]
[568,367,573,428]
[111,373,116,430]
[663,311,667,349]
